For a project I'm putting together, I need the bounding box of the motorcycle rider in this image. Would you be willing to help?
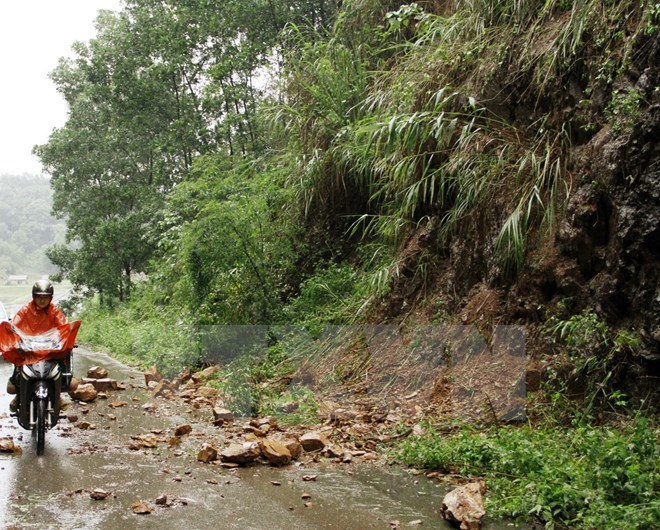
[7,279,75,411]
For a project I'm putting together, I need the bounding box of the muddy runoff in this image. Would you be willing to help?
[0,349,521,529]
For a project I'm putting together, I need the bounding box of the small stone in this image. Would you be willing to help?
[90,489,110,500]
[155,494,168,505]
[132,500,153,514]
[87,366,109,379]
[174,424,192,437]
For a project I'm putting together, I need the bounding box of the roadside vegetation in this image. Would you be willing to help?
[39,1,658,528]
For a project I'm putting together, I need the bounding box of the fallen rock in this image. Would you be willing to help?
[90,488,110,500]
[220,442,261,465]
[87,366,109,379]
[144,366,163,386]
[197,444,218,463]
[191,365,218,383]
[155,494,168,506]
[174,424,192,437]
[83,378,119,392]
[151,380,173,398]
[279,437,302,460]
[130,433,165,448]
[212,406,235,425]
[172,369,191,388]
[132,500,153,514]
[195,386,218,398]
[71,383,98,402]
[260,439,292,466]
[440,481,486,530]
[300,432,329,452]
[0,437,21,454]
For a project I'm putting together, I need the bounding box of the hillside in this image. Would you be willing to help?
[31,2,659,528]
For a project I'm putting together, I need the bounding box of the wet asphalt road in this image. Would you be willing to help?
[0,348,518,530]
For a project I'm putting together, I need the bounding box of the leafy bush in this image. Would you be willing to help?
[396,418,659,529]
[282,262,371,332]
[77,294,199,377]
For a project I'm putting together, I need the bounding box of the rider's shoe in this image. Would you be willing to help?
[6,381,16,394]
[9,396,18,413]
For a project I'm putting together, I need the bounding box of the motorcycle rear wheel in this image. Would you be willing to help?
[35,399,47,455]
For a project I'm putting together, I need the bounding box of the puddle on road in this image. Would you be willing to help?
[1,349,529,530]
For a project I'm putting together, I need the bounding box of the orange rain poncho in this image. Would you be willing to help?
[0,301,81,366]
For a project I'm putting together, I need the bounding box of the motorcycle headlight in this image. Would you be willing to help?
[21,361,60,379]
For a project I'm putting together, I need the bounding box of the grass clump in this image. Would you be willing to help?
[395,417,659,529]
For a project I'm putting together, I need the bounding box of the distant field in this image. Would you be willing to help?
[0,280,72,309]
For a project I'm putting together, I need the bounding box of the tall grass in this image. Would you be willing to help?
[273,0,653,295]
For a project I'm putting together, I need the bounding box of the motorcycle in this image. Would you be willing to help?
[1,320,80,455]
[12,354,72,455]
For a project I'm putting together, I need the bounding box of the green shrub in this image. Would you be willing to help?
[77,295,199,377]
[395,418,659,529]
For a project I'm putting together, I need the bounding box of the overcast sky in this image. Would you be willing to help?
[0,0,123,176]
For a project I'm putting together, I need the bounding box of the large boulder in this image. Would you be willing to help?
[71,383,98,402]
[300,431,329,452]
[259,439,292,466]
[144,366,163,386]
[440,481,486,530]
[220,442,261,465]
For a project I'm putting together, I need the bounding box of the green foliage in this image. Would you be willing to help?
[283,262,371,333]
[259,385,320,426]
[543,307,642,420]
[77,292,199,377]
[396,418,660,529]
[606,88,645,136]
[154,153,299,325]
[206,343,310,419]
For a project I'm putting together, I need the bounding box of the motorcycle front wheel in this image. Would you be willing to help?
[35,399,47,455]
